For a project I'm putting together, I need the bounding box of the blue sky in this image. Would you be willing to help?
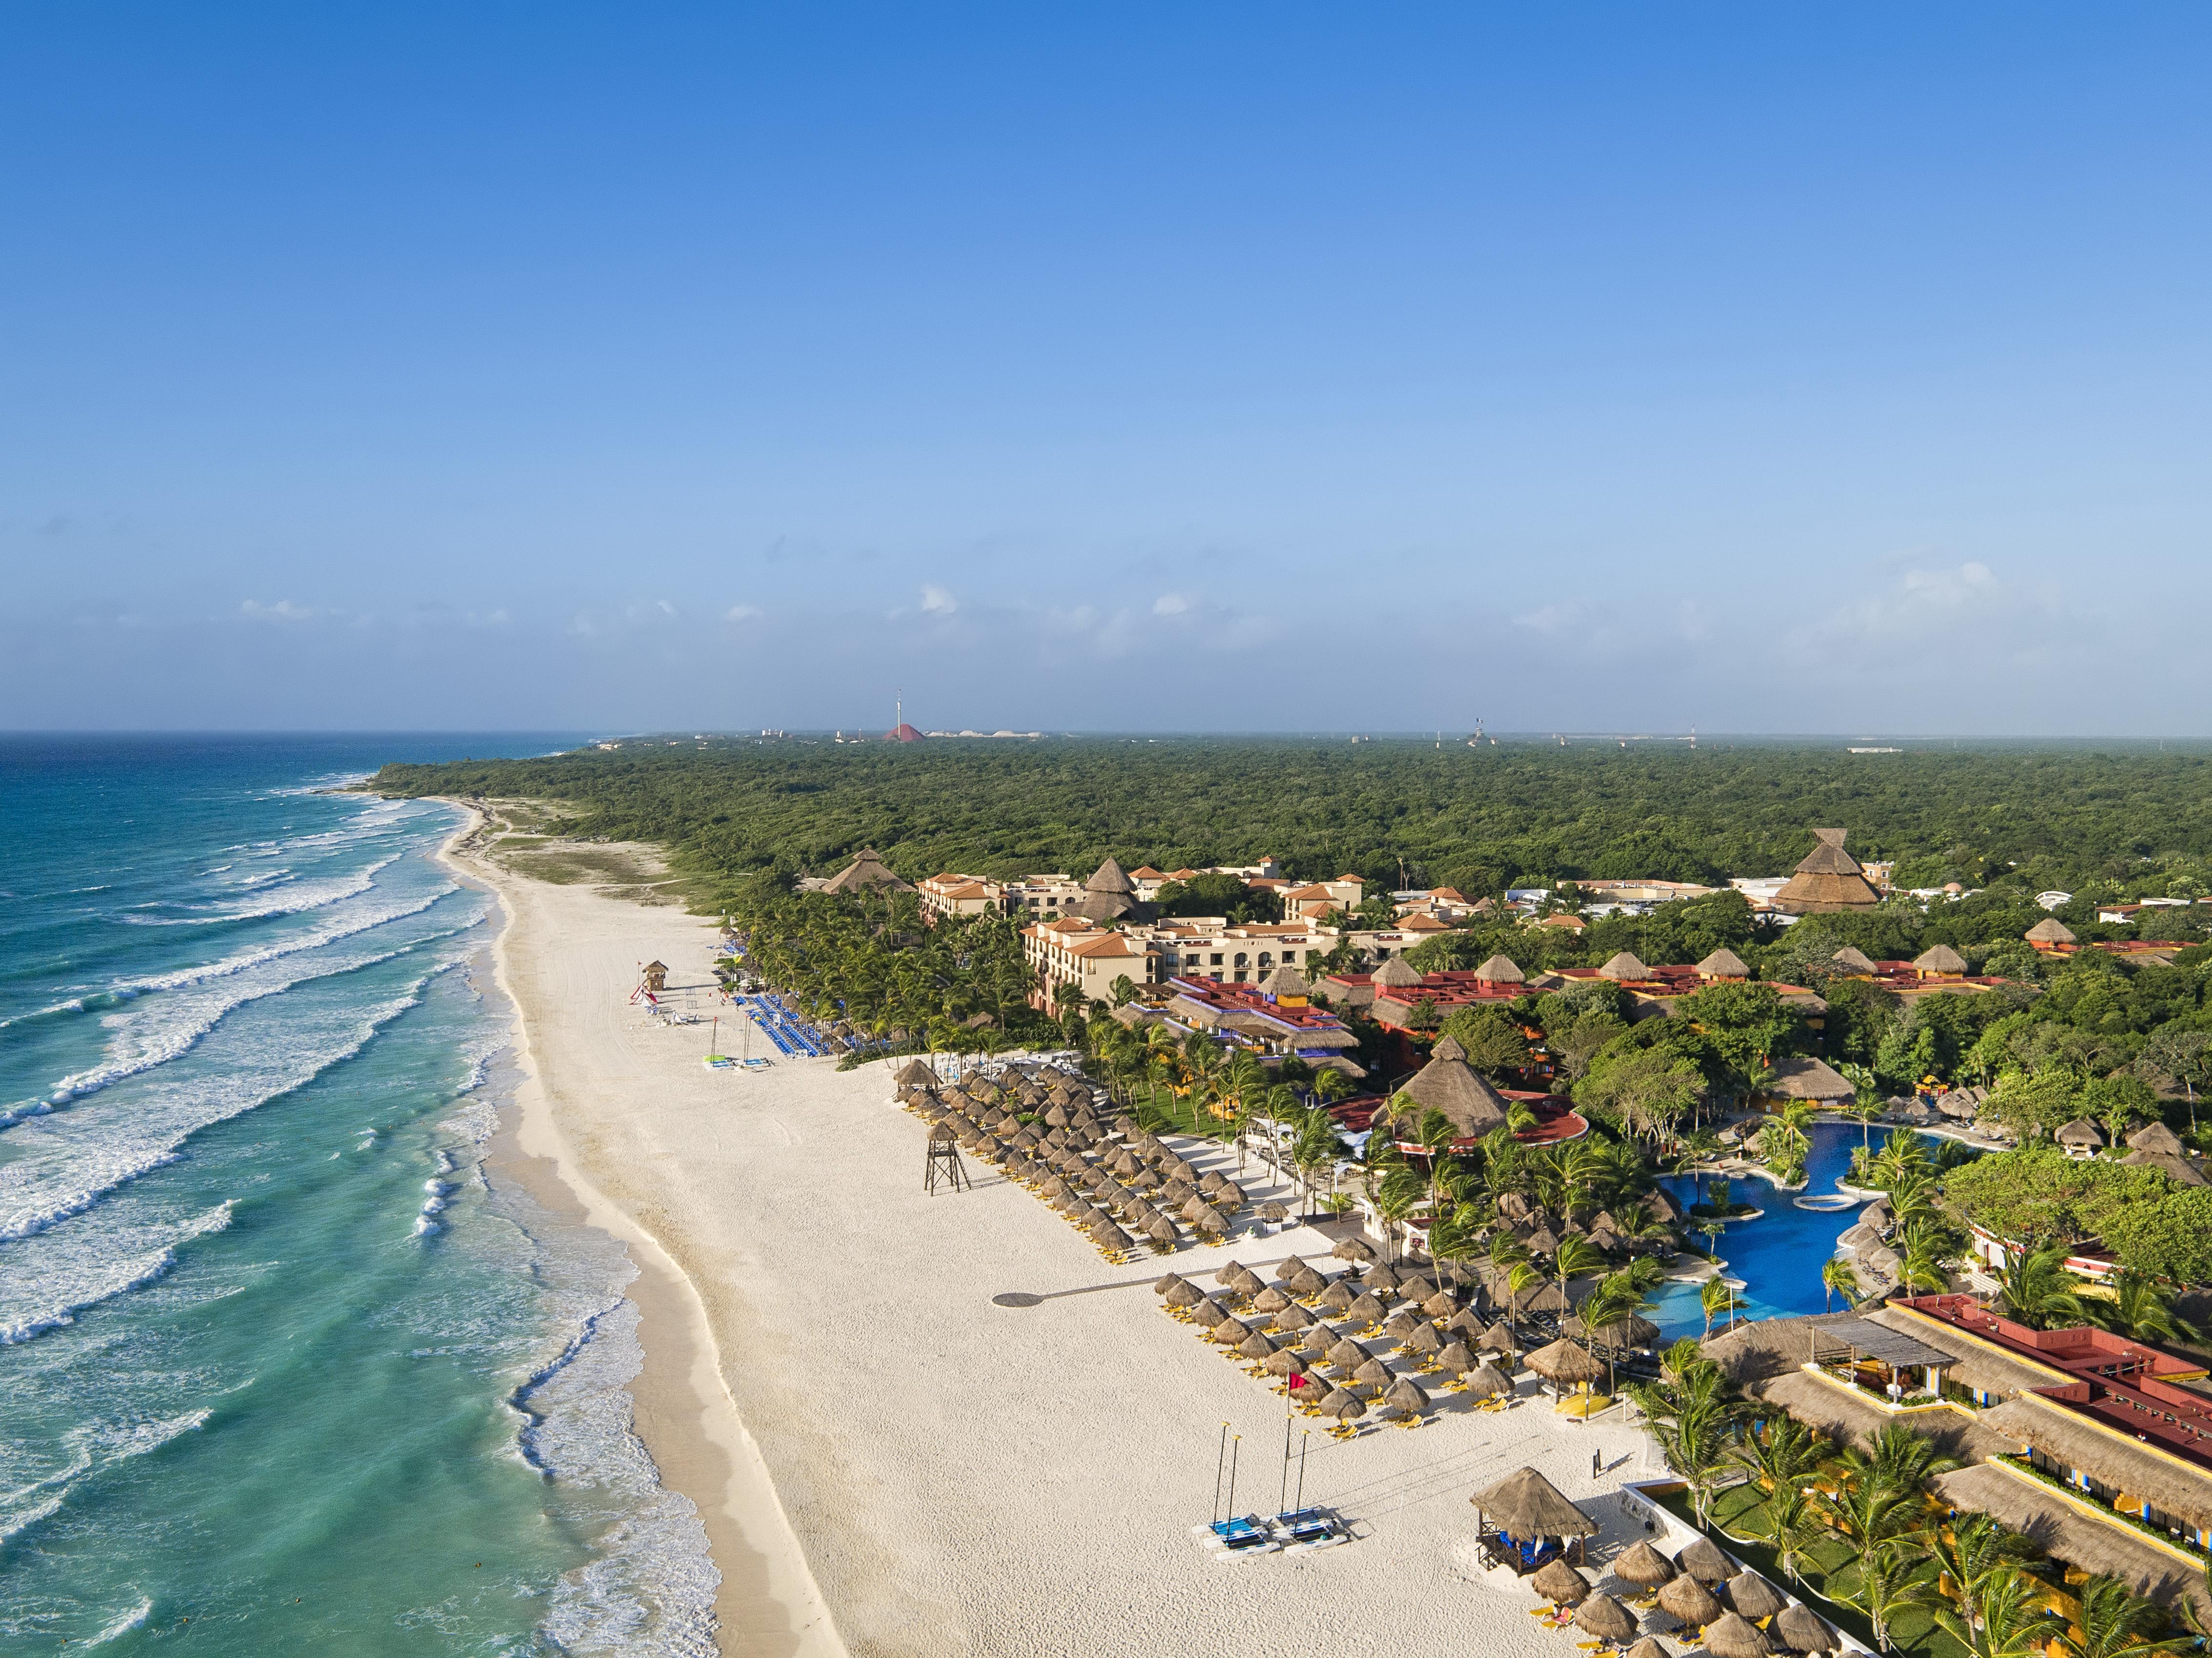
[6,5,2211,734]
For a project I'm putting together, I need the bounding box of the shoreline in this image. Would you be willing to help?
[434,800,843,1658]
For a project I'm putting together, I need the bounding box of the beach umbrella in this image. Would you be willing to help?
[1352,1357,1394,1390]
[1111,1115,1136,1137]
[1043,1104,1070,1128]
[1271,1304,1315,1333]
[1404,1321,1444,1354]
[1326,1337,1368,1370]
[1263,1348,1308,1378]
[1624,1638,1670,1658]
[1275,1254,1311,1280]
[1147,1217,1179,1250]
[1258,1200,1289,1223]
[1251,1286,1291,1314]
[1286,1266,1329,1298]
[1199,1170,1229,1195]
[1384,1309,1422,1338]
[1478,1320,1516,1353]
[1464,1359,1513,1398]
[1297,1326,1335,1358]
[1229,1266,1267,1299]
[1331,1235,1377,1263]
[1093,1223,1132,1251]
[1447,1307,1486,1337]
[1724,1573,1786,1622]
[1210,1315,1252,1346]
[1613,1541,1677,1589]
[1533,1560,1592,1605]
[1385,1376,1430,1416]
[1347,1291,1387,1325]
[1772,1606,1837,1654]
[1675,1537,1732,1587]
[1190,1297,1230,1327]
[1161,1180,1197,1206]
[1181,1196,1214,1225]
[1701,1613,1772,1658]
[1002,1153,1033,1181]
[1518,1281,1570,1316]
[1423,1290,1459,1321]
[1129,1170,1160,1192]
[1576,1595,1640,1646]
[1155,1270,1192,1298]
[1398,1274,1438,1303]
[1319,1281,1358,1314]
[1526,1338,1604,1386]
[1362,1262,1402,1294]
[1237,1330,1278,1361]
[1318,1387,1366,1422]
[1657,1576,1723,1625]
[1192,1210,1227,1239]
[1214,1183,1246,1209]
[1436,1341,1477,1377]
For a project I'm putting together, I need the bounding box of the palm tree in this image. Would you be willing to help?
[1835,1539,1932,1655]
[1997,1241,2089,1330]
[1504,1259,1546,1353]
[1700,1275,1742,1340]
[1927,1557,2055,1658]
[2057,1573,2186,1658]
[2095,1269,2203,1346]
[1372,1177,1420,1266]
[1822,1256,1861,1312]
[1730,1414,1828,1495]
[1916,1512,2041,1656]
[1753,1481,1825,1587]
[1858,1420,1962,1496]
[1552,1234,1606,1315]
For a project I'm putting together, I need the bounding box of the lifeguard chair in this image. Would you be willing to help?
[641,960,668,995]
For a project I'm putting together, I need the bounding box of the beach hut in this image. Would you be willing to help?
[1576,1594,1640,1646]
[1612,1541,1676,1590]
[1658,1573,1723,1625]
[1724,1572,1786,1622]
[1471,1466,1598,1566]
[1772,1605,1838,1654]
[1674,1537,1733,1587]
[1533,1560,1592,1606]
[2056,1118,2105,1156]
[1701,1612,1773,1658]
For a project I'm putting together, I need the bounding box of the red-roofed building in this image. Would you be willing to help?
[917,872,1005,921]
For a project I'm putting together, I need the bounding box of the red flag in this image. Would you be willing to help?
[1288,1373,1306,1390]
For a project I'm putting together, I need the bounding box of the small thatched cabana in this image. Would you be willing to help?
[1612,1540,1677,1589]
[1575,1594,1640,1645]
[1318,1387,1365,1421]
[1725,1571,1786,1621]
[1384,1376,1430,1416]
[1701,1611,1772,1658]
[1772,1604,1838,1654]
[1332,1235,1378,1264]
[1465,1359,1513,1398]
[1657,1573,1723,1624]
[1352,1357,1394,1390]
[1675,1536,1733,1586]
[1532,1559,1591,1605]
[1624,1638,1670,1658]
[1436,1340,1478,1376]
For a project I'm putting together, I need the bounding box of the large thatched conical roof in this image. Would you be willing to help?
[1473,953,1525,985]
[1725,1571,1787,1620]
[1390,1042,1510,1139]
[1372,955,1423,989]
[1597,951,1651,982]
[1775,830,1879,915]
[1258,963,1311,998]
[1773,1604,1838,1654]
[1912,943,1968,975]
[2026,917,2076,945]
[821,848,914,894]
[1696,948,1750,979]
[1075,858,1152,923]
[1470,1466,1597,1537]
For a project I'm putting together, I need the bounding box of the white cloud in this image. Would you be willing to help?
[920,584,958,615]
[1153,592,1192,617]
[240,599,313,623]
[724,604,764,624]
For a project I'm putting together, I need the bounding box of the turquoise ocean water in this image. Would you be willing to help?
[0,735,717,1655]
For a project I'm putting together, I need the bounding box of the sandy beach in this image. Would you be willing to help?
[441,805,1686,1658]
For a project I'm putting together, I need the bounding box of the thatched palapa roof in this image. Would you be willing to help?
[1829,946,1879,975]
[1724,1571,1786,1621]
[1470,1465,1597,1538]
[1371,955,1424,989]
[1473,953,1525,985]
[1762,1056,1855,1103]
[820,848,914,894]
[1526,1337,1604,1385]
[2128,1121,2187,1156]
[2026,917,2076,945]
[1773,1604,1838,1654]
[1389,1037,1511,1139]
[1575,1595,1639,1644]
[1774,829,1879,916]
[1532,1558,1591,1605]
[1658,1572,1723,1623]
[1674,1535,1733,1585]
[1913,943,1968,975]
[2055,1118,2104,1148]
[1697,947,1751,979]
[1597,951,1651,982]
[1612,1540,1676,1588]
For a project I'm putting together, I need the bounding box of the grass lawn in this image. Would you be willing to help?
[1656,1485,1972,1658]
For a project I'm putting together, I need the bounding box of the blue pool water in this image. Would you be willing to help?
[0,735,717,1655]
[1648,1120,1916,1339]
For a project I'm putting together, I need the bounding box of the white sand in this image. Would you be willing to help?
[449,821,1681,1658]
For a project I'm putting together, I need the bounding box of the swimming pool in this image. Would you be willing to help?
[1645,1121,1924,1340]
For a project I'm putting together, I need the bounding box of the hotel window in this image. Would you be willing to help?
[1210,954,1223,966]
[1233,953,1248,969]
[1258,953,1272,968]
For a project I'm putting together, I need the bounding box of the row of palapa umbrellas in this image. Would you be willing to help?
[901,1074,1285,1259]
[1153,1247,1532,1434]
[1530,1532,1839,1658]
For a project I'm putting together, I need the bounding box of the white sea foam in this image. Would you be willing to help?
[118,883,458,997]
[0,1201,234,1346]
[83,1597,153,1646]
[195,854,400,921]
[0,968,462,1243]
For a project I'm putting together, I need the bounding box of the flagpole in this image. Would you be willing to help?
[1295,1430,1310,1511]
[1212,1422,1228,1524]
[1279,1408,1292,1514]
